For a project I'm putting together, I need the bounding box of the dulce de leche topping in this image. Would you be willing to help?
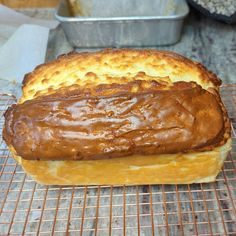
[3,81,228,161]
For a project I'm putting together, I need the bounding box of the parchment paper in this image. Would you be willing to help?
[0,4,59,98]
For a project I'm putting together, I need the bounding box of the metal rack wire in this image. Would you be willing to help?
[0,84,236,235]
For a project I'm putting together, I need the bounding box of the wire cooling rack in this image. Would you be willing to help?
[0,84,236,236]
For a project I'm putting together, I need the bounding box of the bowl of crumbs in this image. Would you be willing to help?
[187,0,236,24]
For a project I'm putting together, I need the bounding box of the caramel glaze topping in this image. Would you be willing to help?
[3,81,229,161]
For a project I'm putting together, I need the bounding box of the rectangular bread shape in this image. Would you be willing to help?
[3,49,231,185]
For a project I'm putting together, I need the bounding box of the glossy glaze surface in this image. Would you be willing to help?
[3,82,227,161]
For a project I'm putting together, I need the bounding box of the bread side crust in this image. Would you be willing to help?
[10,139,231,185]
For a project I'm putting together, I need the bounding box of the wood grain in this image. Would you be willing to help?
[0,0,59,8]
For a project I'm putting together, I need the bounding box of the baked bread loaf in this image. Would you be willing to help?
[67,0,84,16]
[3,49,231,185]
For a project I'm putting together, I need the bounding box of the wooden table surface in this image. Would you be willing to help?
[0,0,59,8]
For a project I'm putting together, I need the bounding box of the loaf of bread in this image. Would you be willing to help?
[3,49,231,185]
[67,0,84,16]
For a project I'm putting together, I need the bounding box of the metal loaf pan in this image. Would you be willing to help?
[55,0,189,48]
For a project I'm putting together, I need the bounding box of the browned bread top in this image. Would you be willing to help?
[4,82,230,161]
[21,49,221,104]
[3,49,230,161]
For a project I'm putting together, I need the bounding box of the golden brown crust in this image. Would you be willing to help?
[66,0,88,17]
[21,49,221,104]
[3,81,230,161]
[3,49,230,163]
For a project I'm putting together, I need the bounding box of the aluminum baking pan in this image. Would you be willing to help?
[55,0,189,47]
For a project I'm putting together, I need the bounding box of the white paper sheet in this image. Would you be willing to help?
[0,24,49,82]
[0,4,58,29]
[0,5,59,98]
